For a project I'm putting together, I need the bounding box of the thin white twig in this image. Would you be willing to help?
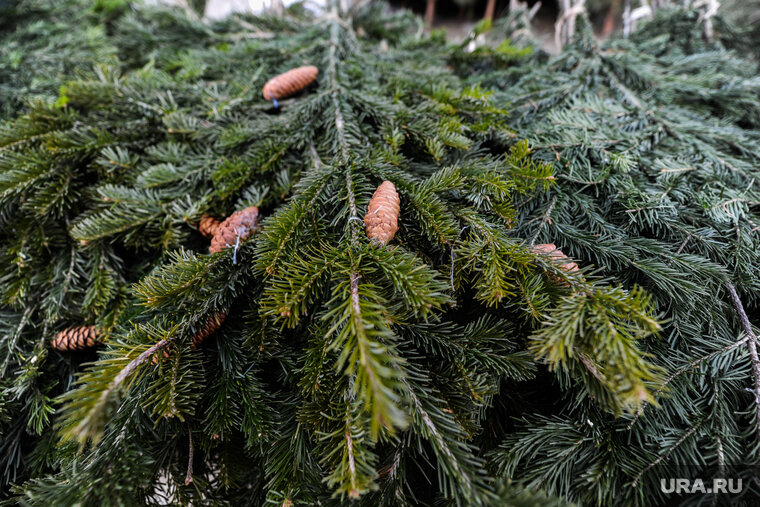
[185,425,194,485]
[555,0,586,50]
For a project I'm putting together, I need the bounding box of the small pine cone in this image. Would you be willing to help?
[532,243,579,273]
[198,215,222,238]
[209,206,260,253]
[364,181,400,245]
[262,65,319,101]
[192,310,229,348]
[51,326,101,351]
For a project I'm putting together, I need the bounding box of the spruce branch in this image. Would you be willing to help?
[627,334,750,429]
[631,420,703,488]
[324,263,408,436]
[529,285,664,413]
[320,383,378,500]
[724,280,760,442]
[1,304,35,376]
[529,195,557,246]
[403,376,496,504]
[58,324,179,445]
[467,7,760,502]
[0,3,693,503]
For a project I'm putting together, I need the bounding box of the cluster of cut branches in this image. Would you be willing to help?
[5,1,753,505]
[457,5,760,504]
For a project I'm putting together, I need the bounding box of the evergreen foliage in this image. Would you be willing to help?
[0,0,218,119]
[460,5,760,505]
[0,1,669,504]
[722,0,760,58]
[0,0,116,117]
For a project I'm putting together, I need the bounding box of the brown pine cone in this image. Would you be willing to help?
[51,326,101,351]
[198,215,222,238]
[364,181,400,245]
[209,206,260,253]
[262,65,319,101]
[532,243,579,273]
[192,310,229,348]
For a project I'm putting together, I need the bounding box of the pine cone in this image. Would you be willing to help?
[364,181,400,245]
[198,215,222,238]
[532,243,579,273]
[51,326,101,351]
[192,310,228,347]
[209,206,260,253]
[262,65,319,101]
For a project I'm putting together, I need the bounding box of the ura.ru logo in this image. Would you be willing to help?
[660,478,742,495]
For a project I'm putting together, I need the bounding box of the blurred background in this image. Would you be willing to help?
[196,1,757,30]
[168,0,759,49]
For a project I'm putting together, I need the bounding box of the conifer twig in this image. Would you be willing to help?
[631,420,702,487]
[724,280,760,442]
[309,142,322,168]
[350,272,362,319]
[675,237,689,255]
[85,339,174,426]
[185,425,194,486]
[344,418,358,498]
[59,245,77,307]
[2,304,35,376]
[529,195,557,246]
[578,352,603,381]
[327,13,349,164]
[627,335,750,429]
[405,384,472,492]
[711,436,725,507]
[117,340,173,384]
[716,435,725,477]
